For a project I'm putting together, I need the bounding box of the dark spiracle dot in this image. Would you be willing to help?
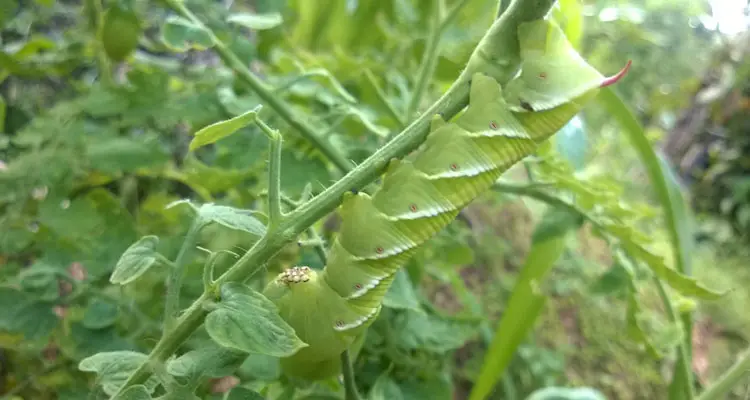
[489,121,499,130]
[409,204,418,212]
[450,163,459,171]
[350,188,359,194]
[354,283,363,290]
[335,320,345,328]
[375,246,385,254]
[520,100,534,112]
[538,72,547,79]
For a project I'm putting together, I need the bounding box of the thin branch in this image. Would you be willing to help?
[163,219,202,332]
[654,278,696,400]
[697,346,750,400]
[406,0,443,119]
[255,117,284,228]
[158,0,353,173]
[341,349,363,400]
[364,69,407,129]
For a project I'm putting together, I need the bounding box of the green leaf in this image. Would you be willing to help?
[78,351,152,396]
[112,385,151,400]
[526,386,607,400]
[83,298,120,330]
[189,106,260,151]
[589,262,630,297]
[391,309,479,353]
[18,263,59,301]
[110,236,160,285]
[161,15,213,52]
[7,300,58,343]
[166,341,247,379]
[468,207,574,400]
[368,373,404,400]
[237,353,281,381]
[226,387,265,400]
[198,203,267,236]
[227,12,283,30]
[86,135,170,174]
[205,282,308,357]
[382,269,422,312]
[620,241,723,300]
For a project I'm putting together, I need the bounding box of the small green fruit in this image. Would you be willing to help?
[101,4,142,62]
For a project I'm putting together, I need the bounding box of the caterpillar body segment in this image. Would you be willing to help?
[261,19,631,380]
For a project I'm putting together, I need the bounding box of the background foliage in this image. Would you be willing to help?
[1,0,749,399]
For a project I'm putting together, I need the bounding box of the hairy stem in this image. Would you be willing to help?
[113,0,557,392]
[697,346,750,400]
[163,219,202,332]
[158,0,353,173]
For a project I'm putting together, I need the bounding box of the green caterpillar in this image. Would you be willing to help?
[262,19,630,380]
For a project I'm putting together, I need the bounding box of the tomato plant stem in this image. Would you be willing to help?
[113,0,557,393]
[341,350,363,400]
[697,346,750,400]
[159,0,354,174]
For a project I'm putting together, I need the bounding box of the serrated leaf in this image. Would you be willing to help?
[227,12,283,30]
[526,386,607,400]
[205,282,308,357]
[110,236,160,285]
[78,351,152,396]
[383,269,421,312]
[198,203,267,236]
[161,16,213,52]
[226,387,265,400]
[112,385,151,400]
[189,106,260,151]
[83,298,119,330]
[620,241,725,300]
[166,341,247,379]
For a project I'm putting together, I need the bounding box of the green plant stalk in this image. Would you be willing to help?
[163,219,203,332]
[158,0,353,174]
[341,350,363,400]
[697,346,750,400]
[405,0,473,119]
[113,0,557,393]
[255,118,284,228]
[654,277,695,400]
[87,0,114,87]
[598,87,696,399]
[364,69,406,129]
[405,0,443,119]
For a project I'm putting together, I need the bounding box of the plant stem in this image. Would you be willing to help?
[158,0,353,173]
[341,350,363,400]
[697,346,750,400]
[364,69,406,129]
[654,279,695,400]
[255,118,284,228]
[113,0,557,392]
[163,219,202,332]
[404,0,472,120]
[406,0,444,119]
